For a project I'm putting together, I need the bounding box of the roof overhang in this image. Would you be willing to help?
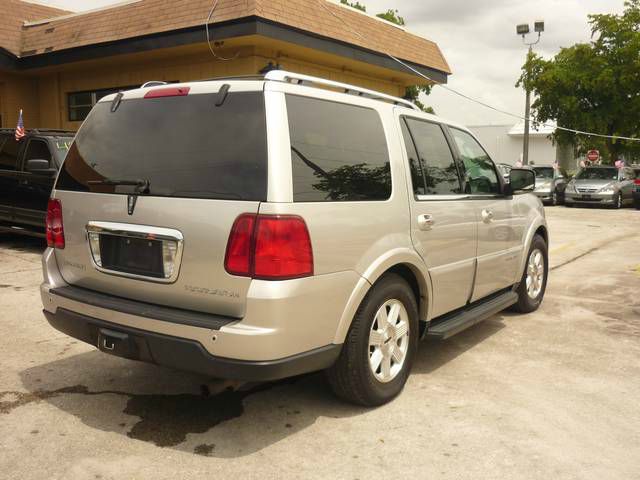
[0,47,19,70]
[6,16,448,84]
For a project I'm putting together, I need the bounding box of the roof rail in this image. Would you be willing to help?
[0,128,74,135]
[265,70,419,111]
[141,81,168,88]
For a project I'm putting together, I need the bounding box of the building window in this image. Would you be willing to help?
[67,85,139,122]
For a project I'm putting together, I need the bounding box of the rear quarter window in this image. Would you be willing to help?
[287,95,391,202]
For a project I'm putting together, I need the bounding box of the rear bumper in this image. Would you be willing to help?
[44,307,341,381]
[41,248,358,374]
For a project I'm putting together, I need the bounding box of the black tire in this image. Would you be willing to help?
[326,273,419,406]
[510,234,548,314]
[613,193,622,209]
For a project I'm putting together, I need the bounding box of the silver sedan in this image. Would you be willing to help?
[565,166,636,208]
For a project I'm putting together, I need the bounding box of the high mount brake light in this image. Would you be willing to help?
[46,199,65,249]
[225,214,313,280]
[144,87,191,99]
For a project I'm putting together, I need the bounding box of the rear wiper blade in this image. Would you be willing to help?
[88,178,150,193]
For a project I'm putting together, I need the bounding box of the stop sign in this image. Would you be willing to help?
[587,150,600,162]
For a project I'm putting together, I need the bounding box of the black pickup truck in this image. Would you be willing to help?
[0,129,74,237]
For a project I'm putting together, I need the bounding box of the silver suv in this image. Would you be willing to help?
[41,71,548,406]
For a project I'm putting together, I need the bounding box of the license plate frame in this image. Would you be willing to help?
[86,222,184,284]
[99,234,165,278]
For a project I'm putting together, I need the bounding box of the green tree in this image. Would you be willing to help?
[340,0,366,12]
[520,0,640,163]
[376,9,405,26]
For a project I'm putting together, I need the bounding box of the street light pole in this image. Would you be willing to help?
[517,21,544,166]
[523,46,533,166]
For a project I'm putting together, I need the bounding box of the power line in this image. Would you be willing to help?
[317,0,640,143]
[205,0,240,61]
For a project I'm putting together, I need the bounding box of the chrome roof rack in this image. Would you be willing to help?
[265,70,419,111]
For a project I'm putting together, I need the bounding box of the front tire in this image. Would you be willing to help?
[326,273,419,406]
[511,234,548,313]
[613,193,622,209]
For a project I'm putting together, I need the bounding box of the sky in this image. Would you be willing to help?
[33,0,626,127]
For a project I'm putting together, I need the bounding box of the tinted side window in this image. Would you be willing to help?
[450,128,499,195]
[404,118,461,195]
[24,140,52,166]
[287,95,391,202]
[400,120,427,195]
[0,136,20,171]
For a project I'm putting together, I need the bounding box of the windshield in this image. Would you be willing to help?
[533,167,554,180]
[575,168,618,181]
[56,91,268,201]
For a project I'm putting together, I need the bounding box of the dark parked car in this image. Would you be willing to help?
[0,129,74,237]
[632,166,640,209]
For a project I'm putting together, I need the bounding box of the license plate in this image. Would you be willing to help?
[99,234,164,278]
[581,194,592,200]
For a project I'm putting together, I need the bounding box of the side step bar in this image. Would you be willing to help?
[426,290,518,340]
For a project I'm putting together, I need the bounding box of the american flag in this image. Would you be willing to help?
[15,110,25,141]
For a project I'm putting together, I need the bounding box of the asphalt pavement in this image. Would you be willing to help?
[0,206,639,480]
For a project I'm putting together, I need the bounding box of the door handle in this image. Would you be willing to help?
[417,214,435,230]
[481,209,494,223]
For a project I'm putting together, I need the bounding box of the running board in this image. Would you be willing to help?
[425,291,518,340]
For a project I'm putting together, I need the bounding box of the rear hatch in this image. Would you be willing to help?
[52,83,267,318]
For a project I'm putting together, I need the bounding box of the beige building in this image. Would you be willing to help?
[0,0,451,131]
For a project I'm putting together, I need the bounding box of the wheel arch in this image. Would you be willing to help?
[517,219,550,282]
[332,249,431,344]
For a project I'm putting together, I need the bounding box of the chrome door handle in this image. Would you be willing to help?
[418,214,435,230]
[481,209,494,223]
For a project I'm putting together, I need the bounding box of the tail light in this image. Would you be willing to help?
[225,214,313,280]
[46,199,65,249]
[634,179,640,186]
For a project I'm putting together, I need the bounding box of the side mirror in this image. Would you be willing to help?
[26,159,56,175]
[507,168,536,195]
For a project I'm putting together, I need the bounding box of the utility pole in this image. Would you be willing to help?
[517,21,544,166]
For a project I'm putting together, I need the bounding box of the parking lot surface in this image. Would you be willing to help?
[1,207,639,480]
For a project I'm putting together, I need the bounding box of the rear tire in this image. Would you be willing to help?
[510,234,548,314]
[326,273,419,406]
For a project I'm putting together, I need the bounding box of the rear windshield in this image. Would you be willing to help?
[575,168,617,180]
[56,91,268,201]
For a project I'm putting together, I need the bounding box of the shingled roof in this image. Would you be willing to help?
[0,0,69,56]
[5,0,451,77]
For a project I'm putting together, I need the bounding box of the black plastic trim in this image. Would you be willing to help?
[426,288,518,340]
[50,285,237,331]
[44,308,342,381]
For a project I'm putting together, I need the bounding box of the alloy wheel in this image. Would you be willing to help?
[526,248,545,299]
[368,299,410,383]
